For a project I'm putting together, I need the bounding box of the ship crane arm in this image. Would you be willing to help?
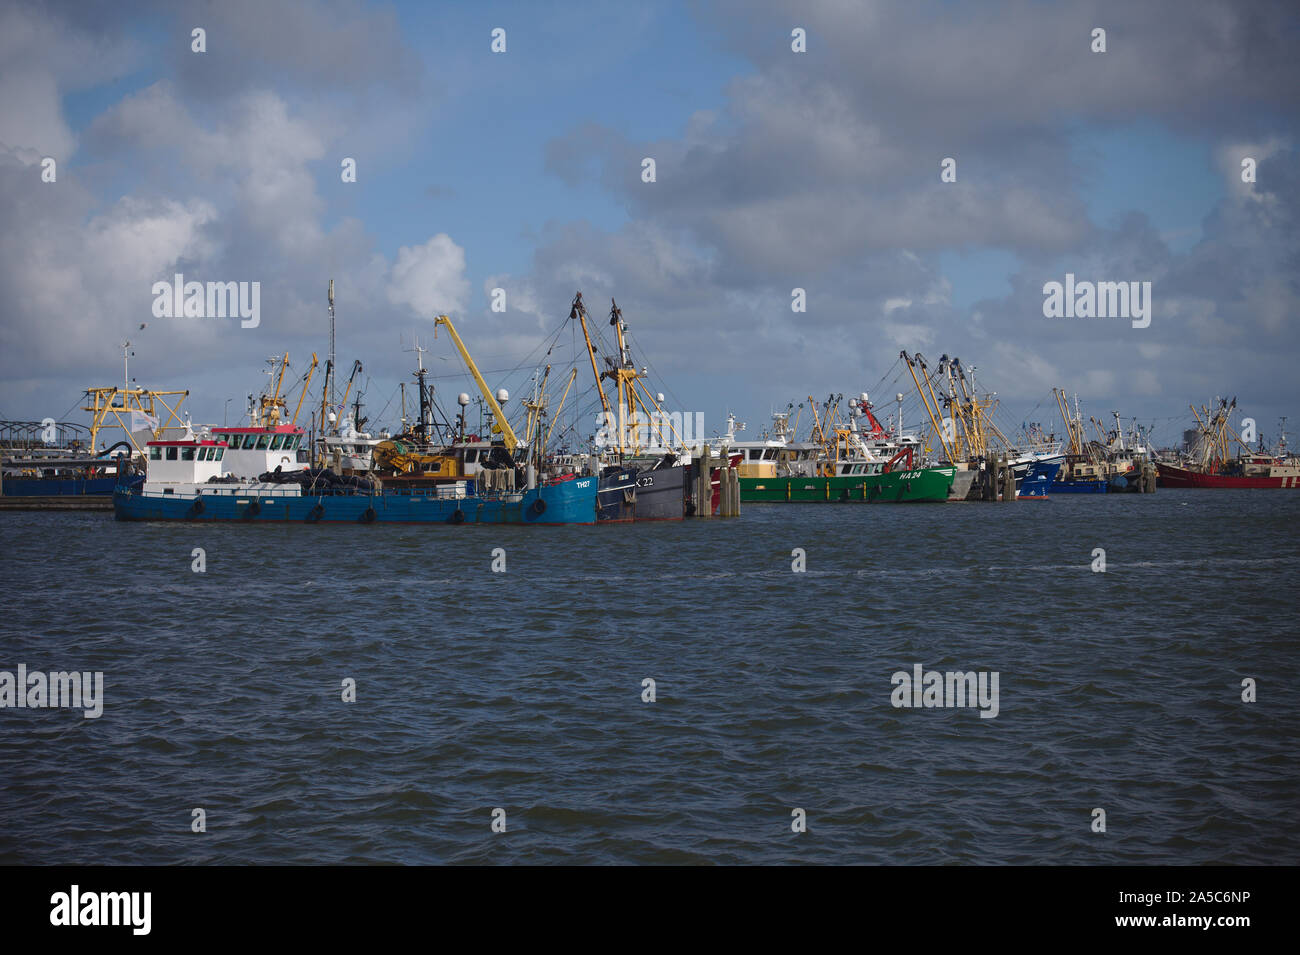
[433,315,519,453]
[291,353,318,427]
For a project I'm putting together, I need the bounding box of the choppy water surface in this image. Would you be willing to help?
[1,490,1297,864]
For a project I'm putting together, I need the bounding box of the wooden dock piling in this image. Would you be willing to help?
[695,447,712,517]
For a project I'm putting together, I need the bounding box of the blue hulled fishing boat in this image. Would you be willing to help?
[112,436,597,525]
[1015,456,1063,498]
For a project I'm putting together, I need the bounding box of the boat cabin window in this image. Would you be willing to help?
[181,446,196,460]
[165,447,178,461]
[150,447,162,460]
[465,449,479,462]
[256,434,270,450]
[215,448,225,460]
[270,435,283,450]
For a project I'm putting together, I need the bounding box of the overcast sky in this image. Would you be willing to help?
[2,0,1297,449]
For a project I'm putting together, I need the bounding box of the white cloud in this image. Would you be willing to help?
[386,234,469,318]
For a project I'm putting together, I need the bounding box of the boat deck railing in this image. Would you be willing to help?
[130,482,543,504]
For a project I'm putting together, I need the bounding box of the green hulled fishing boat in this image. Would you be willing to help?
[741,467,955,502]
[725,402,955,504]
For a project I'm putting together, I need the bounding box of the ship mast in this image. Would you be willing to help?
[319,281,336,439]
[328,278,336,411]
[404,337,432,443]
[571,292,682,458]
[571,292,612,425]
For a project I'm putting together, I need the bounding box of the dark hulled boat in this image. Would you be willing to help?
[570,292,699,522]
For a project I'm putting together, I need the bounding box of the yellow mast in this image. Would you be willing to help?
[337,360,363,419]
[900,352,954,461]
[571,292,612,422]
[292,353,318,427]
[1052,388,1075,456]
[602,298,657,455]
[572,293,671,457]
[806,395,827,452]
[543,368,579,453]
[919,365,950,455]
[433,315,519,452]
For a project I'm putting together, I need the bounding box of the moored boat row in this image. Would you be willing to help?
[13,289,1296,523]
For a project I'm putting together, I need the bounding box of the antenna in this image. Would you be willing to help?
[327,279,336,409]
[404,335,429,372]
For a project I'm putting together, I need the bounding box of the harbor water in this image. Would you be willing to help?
[1,490,1297,864]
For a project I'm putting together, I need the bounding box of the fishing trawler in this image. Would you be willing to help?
[734,398,955,503]
[844,392,978,501]
[569,292,701,521]
[898,351,1064,499]
[1156,398,1300,488]
[112,433,597,524]
[113,314,600,523]
[1046,390,1153,493]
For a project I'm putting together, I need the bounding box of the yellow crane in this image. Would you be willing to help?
[338,360,363,418]
[433,314,519,452]
[292,353,317,427]
[900,351,956,461]
[572,292,686,455]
